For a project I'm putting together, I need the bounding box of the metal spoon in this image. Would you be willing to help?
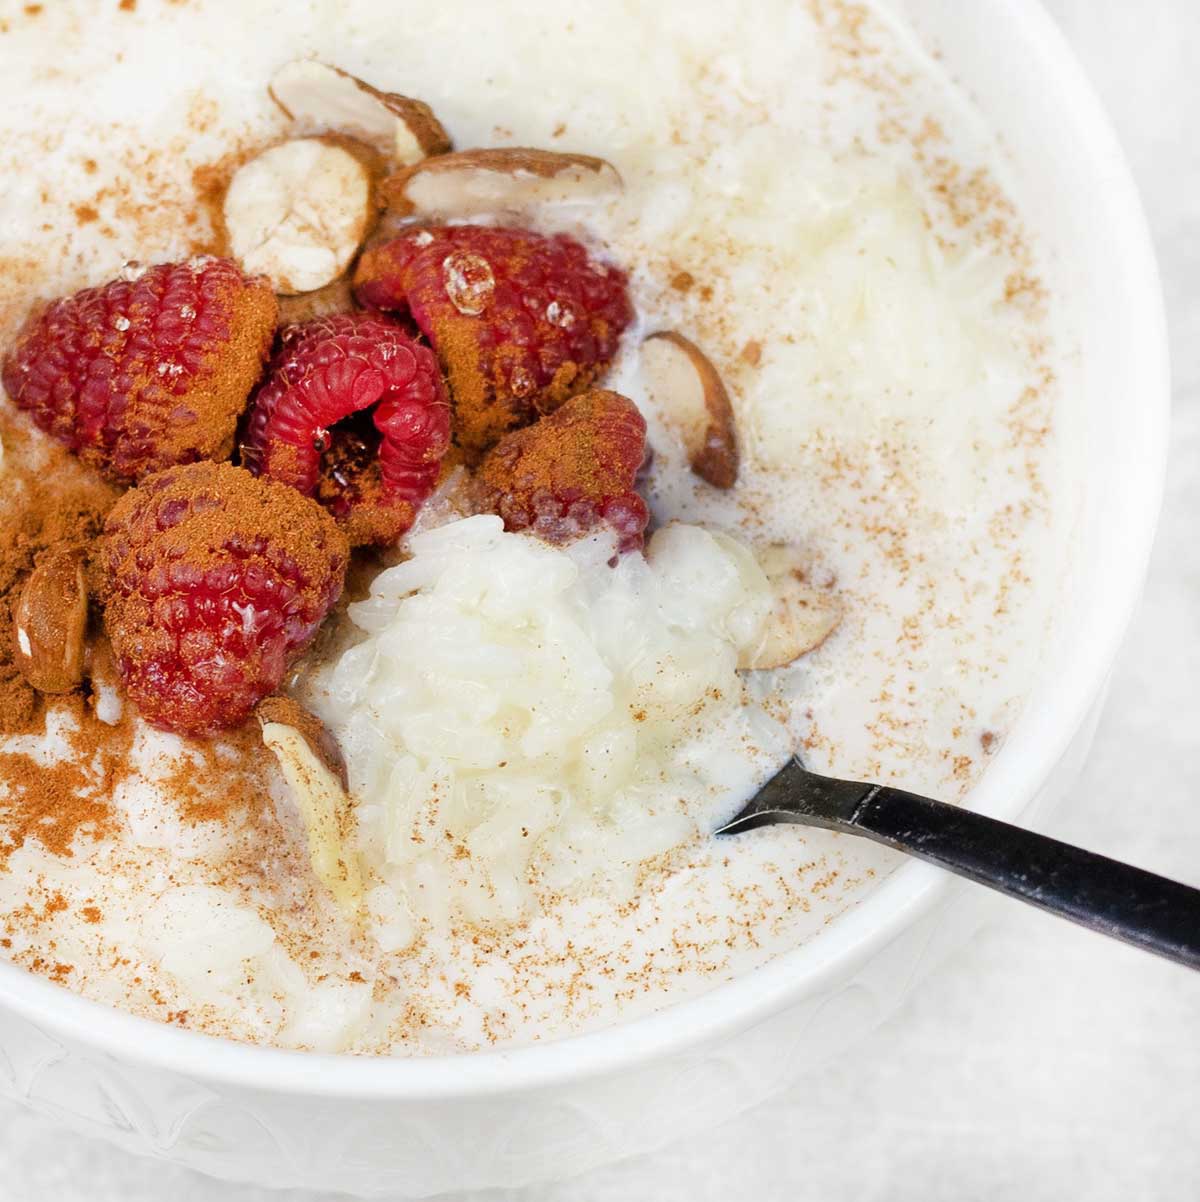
[717,756,1200,970]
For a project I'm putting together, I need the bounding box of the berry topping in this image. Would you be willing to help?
[2,258,277,485]
[474,389,649,553]
[99,461,348,736]
[353,225,633,454]
[240,314,451,547]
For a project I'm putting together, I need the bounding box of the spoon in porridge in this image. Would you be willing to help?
[718,757,1200,970]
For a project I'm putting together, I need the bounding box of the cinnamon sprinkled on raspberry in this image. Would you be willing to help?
[475,389,649,552]
[354,225,632,454]
[2,258,277,485]
[100,461,348,735]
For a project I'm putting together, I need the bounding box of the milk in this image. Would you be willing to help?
[0,0,1071,1052]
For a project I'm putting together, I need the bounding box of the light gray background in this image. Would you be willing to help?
[2,3,1198,1198]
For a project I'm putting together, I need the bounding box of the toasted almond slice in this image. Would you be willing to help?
[641,331,740,489]
[384,147,622,217]
[269,60,451,166]
[739,545,841,671]
[256,696,349,790]
[223,138,372,295]
[12,548,89,694]
[223,138,372,294]
[261,714,362,914]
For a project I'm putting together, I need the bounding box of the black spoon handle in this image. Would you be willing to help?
[842,784,1200,969]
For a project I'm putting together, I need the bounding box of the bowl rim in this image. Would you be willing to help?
[0,0,1170,1100]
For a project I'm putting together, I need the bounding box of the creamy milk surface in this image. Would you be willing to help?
[0,0,1072,1052]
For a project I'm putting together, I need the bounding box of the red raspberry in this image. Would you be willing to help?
[474,389,649,553]
[2,258,277,485]
[353,225,633,455]
[99,461,348,736]
[240,314,451,547]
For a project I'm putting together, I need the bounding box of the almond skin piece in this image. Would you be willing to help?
[269,60,451,166]
[11,548,89,694]
[383,147,623,217]
[640,331,739,489]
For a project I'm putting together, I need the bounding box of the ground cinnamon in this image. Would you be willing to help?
[0,749,113,865]
[0,412,117,734]
[159,720,267,825]
[475,388,635,500]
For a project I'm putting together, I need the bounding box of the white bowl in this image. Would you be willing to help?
[0,0,1167,1194]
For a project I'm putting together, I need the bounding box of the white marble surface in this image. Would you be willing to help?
[4,3,1200,1199]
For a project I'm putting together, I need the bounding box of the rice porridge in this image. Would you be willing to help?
[0,0,1072,1053]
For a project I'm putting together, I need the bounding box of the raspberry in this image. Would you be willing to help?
[2,258,277,485]
[99,461,348,736]
[353,225,633,455]
[474,389,649,553]
[240,314,451,547]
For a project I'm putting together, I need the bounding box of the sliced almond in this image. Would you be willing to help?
[11,548,89,694]
[640,331,739,489]
[739,545,841,671]
[261,713,361,914]
[384,147,622,217]
[269,60,451,166]
[256,696,349,790]
[223,138,372,295]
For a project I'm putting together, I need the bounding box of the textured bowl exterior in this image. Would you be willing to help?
[0,0,1169,1194]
